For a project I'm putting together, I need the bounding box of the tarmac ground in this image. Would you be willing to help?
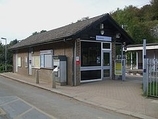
[0,72,158,119]
[0,96,56,119]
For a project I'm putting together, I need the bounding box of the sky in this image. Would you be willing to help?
[0,0,150,44]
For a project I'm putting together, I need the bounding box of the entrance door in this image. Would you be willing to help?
[102,51,111,79]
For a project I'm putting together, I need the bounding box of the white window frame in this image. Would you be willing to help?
[17,57,22,67]
[32,56,40,68]
[25,56,28,68]
[40,50,53,69]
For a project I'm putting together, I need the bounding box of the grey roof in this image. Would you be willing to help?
[10,13,134,50]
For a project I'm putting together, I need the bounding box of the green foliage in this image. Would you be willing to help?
[111,1,158,44]
[32,30,47,35]
[0,39,18,72]
[0,64,13,73]
[40,30,47,33]
[148,81,158,96]
[150,0,158,20]
[7,39,19,65]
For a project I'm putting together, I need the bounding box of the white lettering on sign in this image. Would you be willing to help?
[96,35,112,42]
[76,56,79,61]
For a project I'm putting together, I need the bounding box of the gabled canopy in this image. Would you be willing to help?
[127,43,158,51]
[10,13,134,50]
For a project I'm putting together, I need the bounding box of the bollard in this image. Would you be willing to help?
[52,71,56,88]
[36,69,39,84]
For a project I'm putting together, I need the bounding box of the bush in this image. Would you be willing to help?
[0,64,13,73]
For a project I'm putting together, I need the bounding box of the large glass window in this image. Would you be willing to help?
[81,42,101,66]
[103,52,110,66]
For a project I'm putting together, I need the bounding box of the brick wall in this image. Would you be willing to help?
[13,41,74,85]
[75,39,81,85]
[13,49,29,75]
[112,38,116,80]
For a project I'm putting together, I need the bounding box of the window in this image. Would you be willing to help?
[103,43,110,49]
[103,69,110,77]
[103,52,110,66]
[32,56,40,68]
[40,50,53,69]
[25,56,28,67]
[18,57,22,67]
[81,70,101,80]
[81,42,101,66]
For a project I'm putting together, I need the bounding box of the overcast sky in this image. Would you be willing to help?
[0,0,150,44]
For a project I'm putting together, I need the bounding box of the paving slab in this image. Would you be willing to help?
[0,96,56,119]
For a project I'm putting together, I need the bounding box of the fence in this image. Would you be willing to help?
[145,59,158,97]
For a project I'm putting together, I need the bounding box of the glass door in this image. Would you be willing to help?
[102,51,111,79]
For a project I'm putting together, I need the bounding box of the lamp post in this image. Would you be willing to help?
[1,37,7,72]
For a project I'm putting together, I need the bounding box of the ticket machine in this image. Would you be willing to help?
[53,55,67,85]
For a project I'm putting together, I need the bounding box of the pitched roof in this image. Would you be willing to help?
[10,13,134,50]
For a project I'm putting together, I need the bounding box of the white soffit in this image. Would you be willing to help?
[127,45,158,51]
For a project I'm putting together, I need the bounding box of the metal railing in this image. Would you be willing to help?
[146,59,158,97]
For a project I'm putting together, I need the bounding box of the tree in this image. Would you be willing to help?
[7,39,19,65]
[40,30,47,33]
[150,0,158,20]
[32,30,47,35]
[77,17,89,22]
[111,2,158,44]
[32,31,38,35]
[0,42,4,66]
[139,5,152,22]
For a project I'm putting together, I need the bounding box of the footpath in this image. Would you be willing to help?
[0,72,158,119]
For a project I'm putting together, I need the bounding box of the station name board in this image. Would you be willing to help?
[96,35,112,42]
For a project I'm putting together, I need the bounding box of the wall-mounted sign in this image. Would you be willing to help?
[96,35,112,42]
[115,60,122,75]
[76,56,80,65]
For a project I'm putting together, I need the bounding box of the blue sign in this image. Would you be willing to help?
[96,35,112,42]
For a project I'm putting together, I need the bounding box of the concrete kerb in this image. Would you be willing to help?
[0,74,156,119]
[0,74,75,99]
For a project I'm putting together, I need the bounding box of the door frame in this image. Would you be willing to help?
[101,42,112,79]
[79,41,112,82]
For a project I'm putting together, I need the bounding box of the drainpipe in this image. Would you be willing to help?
[74,40,77,86]
[72,43,75,86]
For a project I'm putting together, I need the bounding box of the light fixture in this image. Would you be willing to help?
[100,30,104,35]
[116,33,121,39]
[100,23,104,29]
[100,23,104,35]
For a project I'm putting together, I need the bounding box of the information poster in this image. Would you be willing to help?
[115,60,122,75]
